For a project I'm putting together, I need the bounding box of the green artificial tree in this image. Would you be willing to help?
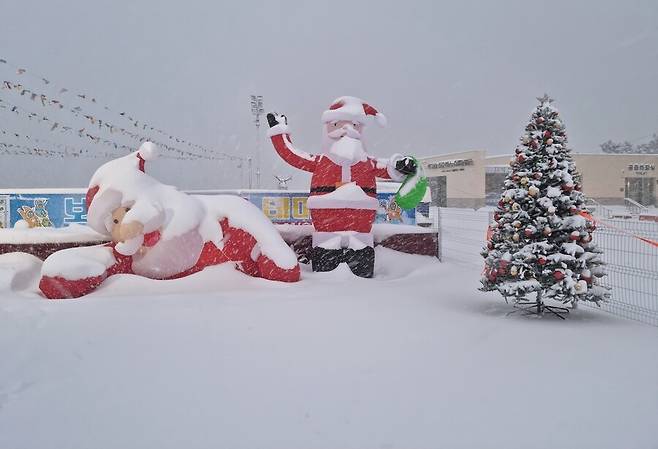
[481,95,610,317]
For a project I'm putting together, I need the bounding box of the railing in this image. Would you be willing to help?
[586,216,658,326]
[624,197,649,216]
[583,198,614,219]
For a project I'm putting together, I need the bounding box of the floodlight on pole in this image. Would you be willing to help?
[250,95,264,189]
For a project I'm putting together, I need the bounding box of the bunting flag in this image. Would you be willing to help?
[0,130,202,161]
[0,56,229,158]
[0,99,226,161]
[0,78,229,160]
[0,97,224,160]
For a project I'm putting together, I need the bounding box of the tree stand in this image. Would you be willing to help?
[506,291,570,320]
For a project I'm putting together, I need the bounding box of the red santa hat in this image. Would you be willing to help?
[85,141,158,233]
[321,96,387,127]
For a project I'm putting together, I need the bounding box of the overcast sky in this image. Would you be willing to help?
[1,0,657,189]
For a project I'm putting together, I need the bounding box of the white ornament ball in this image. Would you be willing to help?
[520,177,529,185]
[510,266,518,276]
[546,138,554,146]
[575,280,588,293]
[528,186,540,197]
[512,233,520,242]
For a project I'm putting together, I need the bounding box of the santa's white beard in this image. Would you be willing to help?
[321,130,368,164]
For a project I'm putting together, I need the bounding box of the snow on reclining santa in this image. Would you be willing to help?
[39,142,300,299]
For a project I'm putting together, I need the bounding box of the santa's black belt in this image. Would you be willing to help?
[311,186,376,194]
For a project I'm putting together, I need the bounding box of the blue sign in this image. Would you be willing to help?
[1,189,417,228]
[8,193,87,228]
[249,191,416,225]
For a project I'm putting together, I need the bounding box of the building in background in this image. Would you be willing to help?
[420,151,657,208]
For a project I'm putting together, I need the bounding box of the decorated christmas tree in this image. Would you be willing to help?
[481,95,610,316]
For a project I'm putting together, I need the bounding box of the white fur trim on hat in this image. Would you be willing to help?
[321,96,387,127]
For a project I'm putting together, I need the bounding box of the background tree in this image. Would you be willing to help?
[600,133,658,154]
[481,95,610,316]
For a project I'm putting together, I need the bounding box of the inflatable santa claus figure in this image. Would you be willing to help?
[39,142,300,299]
[267,96,417,277]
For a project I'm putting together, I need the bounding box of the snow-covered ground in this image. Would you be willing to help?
[1,215,658,449]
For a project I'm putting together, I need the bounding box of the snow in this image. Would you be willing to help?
[0,224,107,244]
[1,219,658,449]
[41,245,116,279]
[0,252,42,292]
[546,186,561,198]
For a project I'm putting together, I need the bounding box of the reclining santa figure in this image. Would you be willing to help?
[267,96,417,278]
[39,142,300,299]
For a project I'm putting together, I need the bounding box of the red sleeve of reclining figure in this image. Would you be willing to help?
[270,134,317,172]
[143,230,161,247]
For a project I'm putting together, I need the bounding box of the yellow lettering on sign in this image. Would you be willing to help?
[291,197,309,219]
[261,197,290,219]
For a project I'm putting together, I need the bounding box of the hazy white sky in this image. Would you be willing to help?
[1,0,657,189]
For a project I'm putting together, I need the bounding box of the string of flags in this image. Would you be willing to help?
[0,58,239,160]
[0,80,219,160]
[0,97,227,161]
[0,98,132,154]
[0,130,203,161]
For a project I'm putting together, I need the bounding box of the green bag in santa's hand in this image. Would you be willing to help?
[395,157,428,210]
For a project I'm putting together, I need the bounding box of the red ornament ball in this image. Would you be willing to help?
[538,256,547,265]
[553,271,565,281]
[524,228,534,237]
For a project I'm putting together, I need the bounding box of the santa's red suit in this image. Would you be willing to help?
[268,96,410,277]
[39,142,300,299]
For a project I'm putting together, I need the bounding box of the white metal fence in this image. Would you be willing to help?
[437,207,658,326]
[589,217,658,326]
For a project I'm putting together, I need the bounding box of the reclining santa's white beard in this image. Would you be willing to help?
[320,123,369,165]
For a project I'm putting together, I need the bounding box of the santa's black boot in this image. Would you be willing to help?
[343,246,375,278]
[311,246,344,272]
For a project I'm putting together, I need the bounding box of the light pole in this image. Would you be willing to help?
[250,95,264,188]
[247,156,253,189]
